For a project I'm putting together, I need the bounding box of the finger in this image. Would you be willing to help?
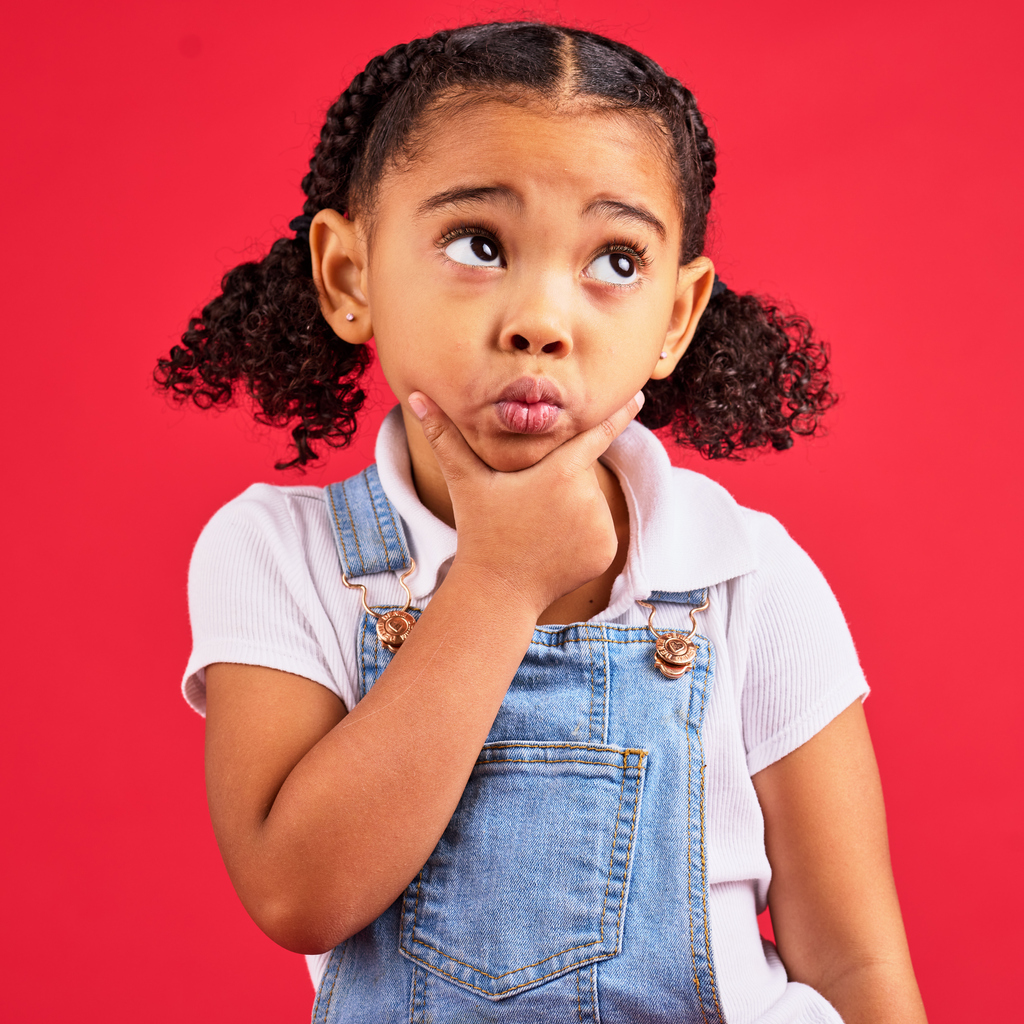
[549,390,645,475]
[407,392,486,483]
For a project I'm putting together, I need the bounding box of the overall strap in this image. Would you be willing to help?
[648,588,709,607]
[324,465,412,578]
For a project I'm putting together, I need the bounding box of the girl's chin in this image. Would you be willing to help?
[472,431,569,473]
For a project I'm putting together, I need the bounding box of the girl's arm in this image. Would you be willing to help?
[752,699,928,1024]
[203,393,642,955]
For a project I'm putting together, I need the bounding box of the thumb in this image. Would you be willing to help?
[407,392,484,485]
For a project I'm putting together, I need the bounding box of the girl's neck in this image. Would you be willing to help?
[537,460,630,625]
[409,446,630,625]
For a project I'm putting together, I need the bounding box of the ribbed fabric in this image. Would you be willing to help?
[182,410,866,1024]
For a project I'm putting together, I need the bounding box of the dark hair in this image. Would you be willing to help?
[155,21,834,468]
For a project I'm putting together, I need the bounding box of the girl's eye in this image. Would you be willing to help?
[588,252,639,285]
[443,234,502,267]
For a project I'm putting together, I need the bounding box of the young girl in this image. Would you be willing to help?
[159,22,927,1024]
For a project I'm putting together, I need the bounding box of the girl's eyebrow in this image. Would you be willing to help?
[415,185,666,241]
[583,199,667,240]
[416,184,523,217]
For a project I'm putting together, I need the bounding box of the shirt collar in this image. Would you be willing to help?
[598,421,757,617]
[374,406,757,610]
[374,408,457,602]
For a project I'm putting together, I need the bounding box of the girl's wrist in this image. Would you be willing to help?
[441,559,548,630]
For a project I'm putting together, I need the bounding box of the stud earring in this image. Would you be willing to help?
[659,350,668,359]
[346,313,355,321]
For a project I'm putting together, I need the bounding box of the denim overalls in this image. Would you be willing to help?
[313,466,725,1024]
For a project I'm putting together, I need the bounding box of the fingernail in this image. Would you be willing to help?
[634,390,645,410]
[408,393,428,420]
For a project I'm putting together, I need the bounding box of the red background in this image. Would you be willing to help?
[2,1,1020,1019]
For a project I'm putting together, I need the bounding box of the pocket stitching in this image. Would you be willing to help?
[612,752,645,939]
[596,751,634,946]
[405,748,646,990]
[401,947,612,997]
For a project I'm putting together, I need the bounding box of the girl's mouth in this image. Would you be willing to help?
[494,378,563,434]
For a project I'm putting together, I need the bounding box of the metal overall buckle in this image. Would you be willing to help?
[635,593,709,678]
[341,561,417,652]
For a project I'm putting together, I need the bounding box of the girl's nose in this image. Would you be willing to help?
[498,286,575,358]
[506,333,570,356]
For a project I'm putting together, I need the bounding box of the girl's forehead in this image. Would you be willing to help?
[376,96,683,226]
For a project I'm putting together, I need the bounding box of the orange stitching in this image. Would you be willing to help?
[405,750,647,982]
[380,630,713,1008]
[692,762,710,1024]
[597,753,631,942]
[685,644,712,1024]
[587,637,597,741]
[410,933,600,976]
[612,752,645,938]
[340,478,366,575]
[363,467,398,572]
[695,652,725,1023]
[327,486,355,576]
[372,466,411,573]
[529,636,640,649]
[404,963,411,1024]
[698,761,720,1022]
[401,948,609,997]
[576,965,584,1023]
[527,632,710,649]
[685,659,707,1024]
[409,965,423,1024]
[474,757,637,767]
[408,868,425,952]
[478,742,648,755]
[317,944,343,1022]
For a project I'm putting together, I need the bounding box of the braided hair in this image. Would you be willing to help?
[156,22,834,468]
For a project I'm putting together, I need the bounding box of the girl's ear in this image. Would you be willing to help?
[649,257,715,380]
[309,209,373,345]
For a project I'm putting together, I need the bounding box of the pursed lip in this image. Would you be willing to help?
[496,376,564,406]
[494,376,564,434]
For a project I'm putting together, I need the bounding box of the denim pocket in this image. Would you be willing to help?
[398,741,648,999]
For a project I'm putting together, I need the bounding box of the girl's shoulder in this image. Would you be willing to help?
[668,464,808,567]
[188,482,341,620]
[184,482,361,716]
[606,423,802,591]
[193,482,330,554]
[668,463,840,602]
[202,480,326,521]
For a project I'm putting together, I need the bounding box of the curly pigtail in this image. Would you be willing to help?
[154,36,454,469]
[157,22,838,466]
[636,72,837,456]
[642,289,835,456]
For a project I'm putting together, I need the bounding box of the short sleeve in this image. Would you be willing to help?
[740,514,869,776]
[182,484,354,716]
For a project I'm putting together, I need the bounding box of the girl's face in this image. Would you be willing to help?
[317,97,713,477]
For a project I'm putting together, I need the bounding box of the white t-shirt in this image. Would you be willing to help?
[183,408,868,1024]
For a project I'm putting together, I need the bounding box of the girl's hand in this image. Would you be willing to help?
[408,390,644,618]
[754,700,928,1024]
[204,392,642,954]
